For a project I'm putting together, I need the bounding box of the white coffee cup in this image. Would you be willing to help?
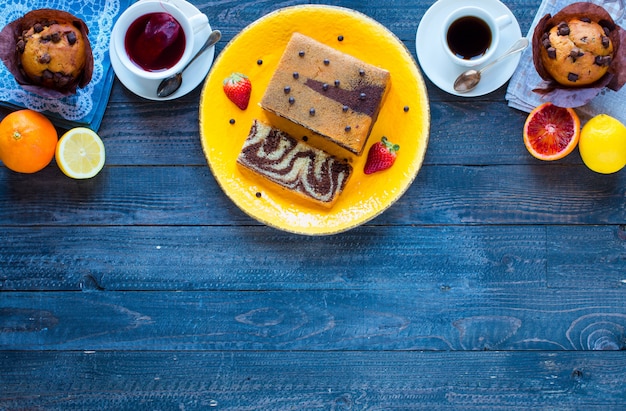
[441,6,512,67]
[111,0,208,80]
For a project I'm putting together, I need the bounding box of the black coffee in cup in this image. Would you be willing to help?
[446,16,492,60]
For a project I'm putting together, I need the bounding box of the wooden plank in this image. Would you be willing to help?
[1,165,624,226]
[1,289,624,350]
[0,225,546,291]
[548,225,626,289]
[1,350,625,409]
[3,225,622,292]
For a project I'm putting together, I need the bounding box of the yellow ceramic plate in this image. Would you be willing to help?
[199,5,430,235]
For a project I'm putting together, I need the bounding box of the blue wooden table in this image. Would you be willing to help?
[2,0,626,409]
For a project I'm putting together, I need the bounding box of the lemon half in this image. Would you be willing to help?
[55,127,105,179]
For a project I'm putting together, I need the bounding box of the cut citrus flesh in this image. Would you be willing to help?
[55,127,105,179]
[579,114,626,174]
[523,102,580,161]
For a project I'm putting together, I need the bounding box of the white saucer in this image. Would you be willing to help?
[416,0,522,97]
[109,0,215,100]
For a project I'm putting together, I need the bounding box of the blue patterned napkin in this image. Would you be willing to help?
[0,0,132,131]
[506,0,626,123]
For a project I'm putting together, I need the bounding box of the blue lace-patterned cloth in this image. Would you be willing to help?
[0,0,131,131]
[506,0,626,123]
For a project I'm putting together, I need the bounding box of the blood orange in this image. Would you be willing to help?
[523,102,580,161]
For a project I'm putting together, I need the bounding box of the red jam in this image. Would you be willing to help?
[125,12,186,72]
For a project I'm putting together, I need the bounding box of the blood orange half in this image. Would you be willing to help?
[523,102,580,161]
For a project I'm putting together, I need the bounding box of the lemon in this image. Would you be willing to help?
[55,127,105,179]
[579,114,626,174]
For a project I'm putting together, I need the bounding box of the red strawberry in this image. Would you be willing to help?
[223,72,251,110]
[364,136,400,174]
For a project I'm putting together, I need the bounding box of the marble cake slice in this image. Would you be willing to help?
[237,119,352,208]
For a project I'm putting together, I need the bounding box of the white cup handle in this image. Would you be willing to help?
[188,13,209,34]
[495,14,512,29]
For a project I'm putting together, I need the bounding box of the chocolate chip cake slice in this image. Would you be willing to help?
[260,32,390,155]
[237,120,352,208]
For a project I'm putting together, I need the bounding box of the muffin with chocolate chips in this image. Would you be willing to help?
[540,17,614,86]
[531,2,626,107]
[0,9,93,96]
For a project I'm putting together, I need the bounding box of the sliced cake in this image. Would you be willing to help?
[260,32,390,155]
[237,120,352,208]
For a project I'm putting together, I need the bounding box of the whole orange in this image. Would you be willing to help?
[0,110,58,173]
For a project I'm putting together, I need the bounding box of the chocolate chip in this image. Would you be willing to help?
[51,32,61,43]
[342,106,349,112]
[229,118,235,124]
[257,59,263,65]
[322,83,329,91]
[569,48,584,61]
[309,108,315,116]
[38,53,51,64]
[338,35,344,41]
[324,59,330,65]
[54,72,70,87]
[602,36,610,48]
[547,47,557,59]
[580,17,591,23]
[359,69,365,76]
[298,50,305,57]
[404,106,410,112]
[557,23,570,36]
[345,126,351,132]
[42,69,53,80]
[603,26,610,36]
[284,86,291,94]
[334,80,340,87]
[40,35,51,43]
[595,55,612,66]
[293,72,299,79]
[16,39,25,53]
[66,31,77,45]
[33,23,43,33]
[359,93,366,100]
[289,97,295,105]
[567,72,579,82]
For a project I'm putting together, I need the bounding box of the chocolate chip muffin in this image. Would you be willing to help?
[17,20,88,91]
[540,17,614,86]
[0,9,94,95]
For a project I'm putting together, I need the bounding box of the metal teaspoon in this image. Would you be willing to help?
[156,29,222,98]
[453,37,529,93]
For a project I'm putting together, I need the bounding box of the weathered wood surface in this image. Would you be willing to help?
[2,351,626,410]
[2,288,626,350]
[1,0,625,409]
